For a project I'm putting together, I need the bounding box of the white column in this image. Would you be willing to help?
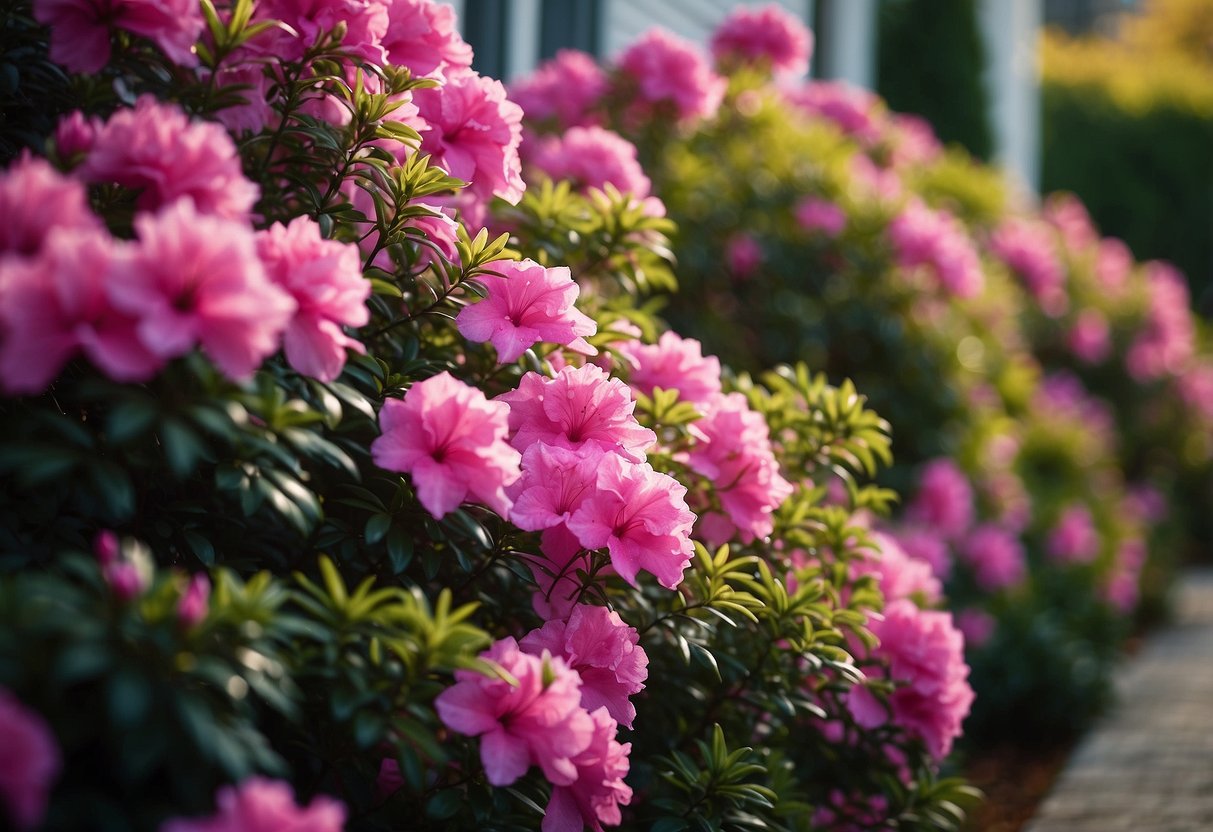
[820,0,877,89]
[978,0,1042,193]
[505,0,542,81]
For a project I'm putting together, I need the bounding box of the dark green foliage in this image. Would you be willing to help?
[877,0,993,160]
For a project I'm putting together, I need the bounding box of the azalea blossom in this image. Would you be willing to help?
[0,688,60,831]
[785,81,883,146]
[617,331,722,407]
[498,365,656,463]
[989,217,1066,315]
[1047,504,1099,565]
[160,777,345,832]
[0,153,102,260]
[177,573,211,628]
[372,371,521,519]
[435,637,593,786]
[1068,309,1112,365]
[111,199,295,382]
[34,0,203,73]
[615,29,726,125]
[520,604,648,728]
[456,259,596,363]
[510,50,608,129]
[710,3,812,77]
[510,442,604,533]
[905,458,974,542]
[960,524,1026,591]
[566,453,695,589]
[525,126,652,199]
[256,216,371,382]
[82,96,258,221]
[543,707,632,832]
[380,0,473,80]
[854,531,943,605]
[794,196,847,237]
[250,0,388,63]
[888,200,984,298]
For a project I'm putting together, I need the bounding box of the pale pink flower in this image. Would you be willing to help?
[617,331,722,407]
[498,365,656,463]
[989,217,1066,315]
[566,453,695,589]
[725,233,763,279]
[1095,237,1133,291]
[1044,192,1098,254]
[161,777,345,832]
[34,0,203,73]
[855,531,943,605]
[855,599,974,760]
[887,113,943,168]
[414,72,525,205]
[435,637,594,787]
[111,200,295,381]
[888,200,984,298]
[510,50,608,129]
[372,371,520,518]
[1068,309,1112,364]
[52,110,102,164]
[0,229,161,394]
[960,524,1025,591]
[710,3,812,77]
[1127,261,1195,381]
[1047,505,1099,565]
[785,81,883,145]
[794,196,846,237]
[687,393,793,544]
[208,62,276,135]
[256,216,370,382]
[543,707,632,832]
[905,459,974,542]
[510,442,603,533]
[0,688,60,831]
[0,153,102,259]
[82,97,258,221]
[520,604,648,729]
[456,259,596,363]
[381,0,472,79]
[526,126,651,198]
[178,573,211,628]
[250,0,388,63]
[849,154,903,204]
[1103,538,1146,613]
[615,29,726,125]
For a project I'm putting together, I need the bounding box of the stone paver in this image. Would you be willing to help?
[1025,568,1213,832]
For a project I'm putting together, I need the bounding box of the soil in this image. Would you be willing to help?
[962,742,1074,832]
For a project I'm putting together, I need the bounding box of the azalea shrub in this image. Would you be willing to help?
[0,2,984,831]
[509,4,1213,748]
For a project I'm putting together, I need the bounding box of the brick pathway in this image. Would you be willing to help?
[1024,568,1213,832]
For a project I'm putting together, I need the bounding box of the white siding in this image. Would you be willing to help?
[978,0,1042,191]
[602,0,812,61]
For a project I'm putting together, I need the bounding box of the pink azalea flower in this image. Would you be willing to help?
[854,531,943,605]
[989,217,1066,315]
[82,96,259,221]
[381,0,472,79]
[256,216,371,382]
[161,777,345,832]
[687,393,793,545]
[52,110,102,165]
[1127,261,1195,381]
[616,330,722,407]
[905,458,974,542]
[566,453,695,589]
[414,71,525,205]
[614,29,726,125]
[0,153,102,260]
[372,371,520,518]
[208,62,276,135]
[498,365,656,463]
[785,81,883,145]
[1103,538,1146,613]
[525,126,651,198]
[1068,308,1112,365]
[435,637,594,787]
[177,573,211,628]
[1044,193,1098,254]
[510,50,608,129]
[543,707,632,832]
[0,688,60,831]
[1178,362,1213,424]
[955,608,995,649]
[794,196,847,237]
[510,442,604,533]
[854,599,974,760]
[250,0,388,63]
[888,200,984,298]
[710,3,812,77]
[34,0,203,73]
[456,259,596,364]
[960,524,1025,591]
[890,526,952,581]
[110,199,295,382]
[520,604,648,729]
[1095,237,1133,291]
[1047,504,1099,565]
[725,233,763,279]
[0,228,161,394]
[887,114,943,168]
